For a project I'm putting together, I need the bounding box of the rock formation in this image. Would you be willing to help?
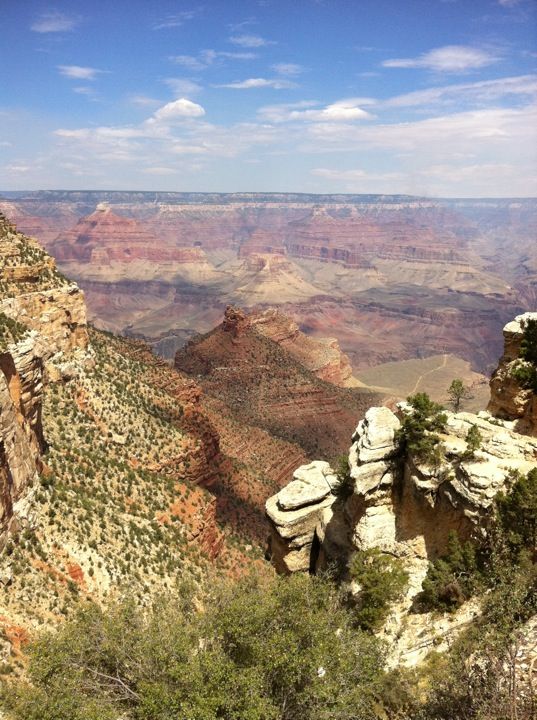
[267,402,537,574]
[0,212,88,542]
[488,311,537,436]
[175,306,382,458]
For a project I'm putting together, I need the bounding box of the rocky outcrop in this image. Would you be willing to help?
[0,340,41,540]
[0,213,89,542]
[251,308,359,387]
[488,312,537,436]
[266,461,337,573]
[267,401,537,574]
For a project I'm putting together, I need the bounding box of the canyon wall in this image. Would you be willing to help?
[0,212,89,541]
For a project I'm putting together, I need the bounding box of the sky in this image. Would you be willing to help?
[1,0,536,197]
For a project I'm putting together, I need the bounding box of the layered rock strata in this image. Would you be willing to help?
[488,311,537,436]
[0,213,89,541]
[265,461,337,573]
[267,404,537,574]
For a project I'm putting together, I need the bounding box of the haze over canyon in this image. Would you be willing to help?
[1,190,535,407]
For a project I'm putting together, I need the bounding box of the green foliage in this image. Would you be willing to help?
[333,454,354,499]
[396,392,447,466]
[415,531,482,613]
[0,312,29,350]
[349,548,409,631]
[4,574,385,720]
[464,423,483,458]
[495,467,537,559]
[519,318,537,365]
[446,378,472,412]
[416,469,537,616]
[511,318,537,391]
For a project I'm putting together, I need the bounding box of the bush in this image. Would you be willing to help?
[464,424,483,458]
[349,548,409,631]
[4,574,385,720]
[415,530,483,613]
[397,393,447,466]
[333,454,354,499]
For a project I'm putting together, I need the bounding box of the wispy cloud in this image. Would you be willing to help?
[153,11,198,30]
[258,98,375,122]
[170,55,207,71]
[169,50,256,71]
[272,63,305,76]
[384,74,537,108]
[498,0,521,6]
[229,34,275,48]
[128,94,162,108]
[383,45,499,72]
[216,77,295,89]
[57,65,105,81]
[72,86,100,101]
[162,78,203,96]
[31,11,79,33]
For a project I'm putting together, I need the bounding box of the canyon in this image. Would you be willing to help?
[1,191,534,407]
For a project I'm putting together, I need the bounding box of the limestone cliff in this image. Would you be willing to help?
[488,311,537,436]
[0,212,88,542]
[266,405,537,576]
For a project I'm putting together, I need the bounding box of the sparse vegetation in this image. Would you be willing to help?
[511,318,537,392]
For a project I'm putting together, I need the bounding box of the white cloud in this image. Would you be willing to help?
[383,45,498,72]
[258,98,374,122]
[272,63,305,76]
[229,34,275,48]
[31,11,79,33]
[143,167,178,175]
[498,0,521,6]
[150,98,206,122]
[169,55,207,71]
[169,50,256,71]
[217,78,296,89]
[57,65,104,81]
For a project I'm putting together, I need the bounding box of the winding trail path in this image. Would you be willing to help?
[410,353,449,394]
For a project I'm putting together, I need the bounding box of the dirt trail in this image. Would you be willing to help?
[410,353,448,394]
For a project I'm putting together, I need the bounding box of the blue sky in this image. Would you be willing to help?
[1,0,536,196]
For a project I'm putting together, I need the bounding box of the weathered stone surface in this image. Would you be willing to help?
[266,492,334,539]
[265,461,337,573]
[351,406,401,463]
[488,312,537,436]
[0,213,89,541]
[277,461,336,510]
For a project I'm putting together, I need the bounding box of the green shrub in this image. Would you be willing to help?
[397,392,447,466]
[349,548,409,631]
[4,574,385,720]
[415,531,483,613]
[333,454,354,499]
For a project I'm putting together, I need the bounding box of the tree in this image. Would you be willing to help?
[349,548,409,631]
[519,318,537,365]
[447,378,473,412]
[397,392,447,466]
[464,424,483,458]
